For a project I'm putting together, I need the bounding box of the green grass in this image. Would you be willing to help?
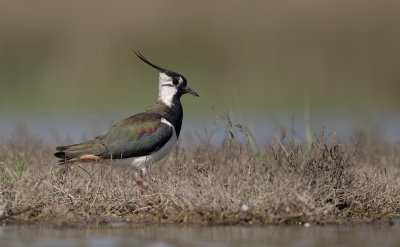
[1,1,400,114]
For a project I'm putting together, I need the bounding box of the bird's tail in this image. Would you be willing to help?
[54,140,102,164]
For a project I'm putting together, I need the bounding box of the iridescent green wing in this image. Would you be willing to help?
[96,113,173,159]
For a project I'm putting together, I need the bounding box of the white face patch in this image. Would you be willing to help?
[158,73,177,107]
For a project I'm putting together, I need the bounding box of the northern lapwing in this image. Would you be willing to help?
[54,52,199,191]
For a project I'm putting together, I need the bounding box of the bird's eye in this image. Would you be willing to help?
[172,78,179,85]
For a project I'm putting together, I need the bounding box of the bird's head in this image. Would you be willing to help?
[135,52,199,107]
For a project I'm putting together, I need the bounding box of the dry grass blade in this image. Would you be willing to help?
[0,123,399,225]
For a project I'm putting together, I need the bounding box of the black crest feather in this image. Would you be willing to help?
[135,51,167,73]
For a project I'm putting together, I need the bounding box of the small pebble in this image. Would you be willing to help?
[0,203,6,216]
[241,204,249,212]
[304,223,310,227]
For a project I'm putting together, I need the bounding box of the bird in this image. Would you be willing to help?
[54,52,199,191]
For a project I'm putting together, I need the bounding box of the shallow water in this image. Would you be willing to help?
[1,223,400,247]
[1,112,400,147]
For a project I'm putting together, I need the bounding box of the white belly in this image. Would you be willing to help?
[104,118,177,169]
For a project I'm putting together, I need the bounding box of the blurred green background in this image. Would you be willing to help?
[0,0,399,141]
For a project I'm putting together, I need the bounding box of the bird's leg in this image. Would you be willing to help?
[137,168,147,195]
[137,167,155,205]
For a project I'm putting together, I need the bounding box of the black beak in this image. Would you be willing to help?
[135,51,198,97]
[183,87,199,97]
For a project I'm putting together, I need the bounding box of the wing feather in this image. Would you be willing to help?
[96,113,173,159]
[54,112,174,163]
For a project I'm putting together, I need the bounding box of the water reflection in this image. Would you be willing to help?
[1,224,400,247]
